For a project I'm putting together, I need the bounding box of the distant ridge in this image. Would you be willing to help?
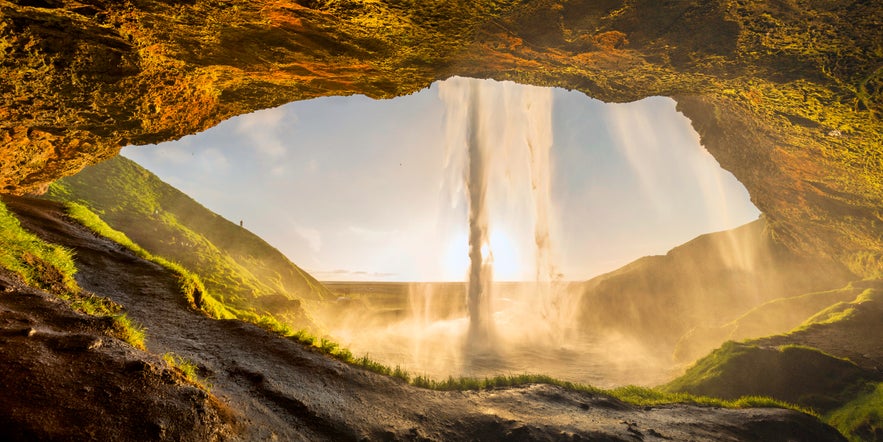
[576,218,854,359]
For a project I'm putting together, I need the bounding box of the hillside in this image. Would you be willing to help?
[45,155,330,328]
[664,282,883,441]
[576,219,854,358]
[674,282,877,361]
[0,195,849,441]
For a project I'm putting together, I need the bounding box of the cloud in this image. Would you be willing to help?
[307,269,398,280]
[294,226,322,253]
[346,225,399,241]
[234,106,293,158]
[307,159,319,173]
[200,148,230,172]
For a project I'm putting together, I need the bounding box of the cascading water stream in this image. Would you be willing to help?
[439,77,556,353]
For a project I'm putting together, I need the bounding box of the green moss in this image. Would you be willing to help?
[46,157,330,305]
[47,157,330,336]
[61,201,239,320]
[0,200,155,353]
[792,288,877,332]
[826,382,883,442]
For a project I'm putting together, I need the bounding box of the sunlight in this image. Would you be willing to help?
[489,228,522,281]
[124,79,760,283]
[441,230,469,281]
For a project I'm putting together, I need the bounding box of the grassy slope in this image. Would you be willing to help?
[46,156,331,327]
[576,219,854,358]
[0,201,78,295]
[664,285,883,441]
[9,186,807,419]
[0,198,146,349]
[674,283,869,361]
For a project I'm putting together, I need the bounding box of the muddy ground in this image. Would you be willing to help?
[0,195,845,441]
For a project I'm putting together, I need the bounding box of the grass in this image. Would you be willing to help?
[665,339,883,440]
[113,314,147,350]
[48,178,857,420]
[0,201,79,294]
[63,201,238,321]
[663,341,869,412]
[27,197,824,421]
[826,382,883,442]
[47,158,331,306]
[61,200,331,359]
[163,352,210,391]
[0,200,150,350]
[275,326,810,414]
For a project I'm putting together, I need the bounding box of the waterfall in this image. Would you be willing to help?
[439,77,555,351]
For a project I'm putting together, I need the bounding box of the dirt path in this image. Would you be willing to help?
[2,196,846,441]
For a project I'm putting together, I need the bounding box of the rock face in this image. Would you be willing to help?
[1,0,881,275]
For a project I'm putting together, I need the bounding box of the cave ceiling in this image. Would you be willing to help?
[0,0,881,276]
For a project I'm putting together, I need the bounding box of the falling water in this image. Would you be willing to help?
[463,82,496,347]
[439,77,556,352]
[318,81,698,386]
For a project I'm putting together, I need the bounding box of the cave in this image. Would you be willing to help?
[1,0,881,440]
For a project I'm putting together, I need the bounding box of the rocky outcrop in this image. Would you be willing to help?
[1,0,881,275]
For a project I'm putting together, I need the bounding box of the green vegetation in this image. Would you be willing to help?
[0,201,79,294]
[163,352,209,390]
[53,191,822,418]
[61,201,245,321]
[793,287,880,332]
[113,314,147,350]
[664,342,870,412]
[47,156,329,334]
[0,199,149,350]
[65,199,233,319]
[409,371,806,413]
[827,382,883,442]
[666,338,883,440]
[47,157,329,302]
[60,198,342,363]
[275,326,809,414]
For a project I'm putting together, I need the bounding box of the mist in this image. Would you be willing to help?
[124,77,784,386]
[312,78,707,386]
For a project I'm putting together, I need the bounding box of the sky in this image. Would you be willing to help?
[122,78,760,282]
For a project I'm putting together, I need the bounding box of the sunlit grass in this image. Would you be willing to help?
[163,352,210,391]
[48,162,331,309]
[63,201,238,320]
[273,327,812,414]
[0,200,151,350]
[113,314,147,350]
[0,201,79,293]
[826,382,883,442]
[50,201,825,418]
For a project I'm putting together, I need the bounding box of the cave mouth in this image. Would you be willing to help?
[123,78,760,386]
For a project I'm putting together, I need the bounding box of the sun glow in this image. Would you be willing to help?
[440,228,525,281]
[489,229,522,281]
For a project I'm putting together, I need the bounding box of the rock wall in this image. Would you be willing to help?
[1,0,880,275]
